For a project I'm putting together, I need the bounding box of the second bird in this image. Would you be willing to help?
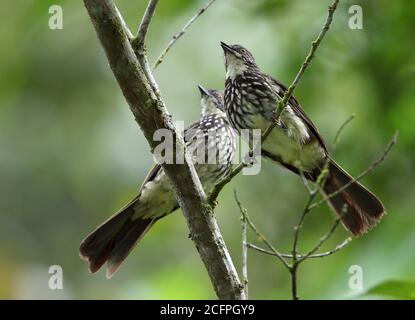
[79,86,236,277]
[220,42,385,236]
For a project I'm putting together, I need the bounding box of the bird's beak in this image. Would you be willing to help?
[198,84,210,97]
[220,41,240,57]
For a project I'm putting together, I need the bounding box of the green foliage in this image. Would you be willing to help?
[361,279,415,300]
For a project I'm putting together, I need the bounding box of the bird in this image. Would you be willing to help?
[79,86,236,278]
[220,41,385,236]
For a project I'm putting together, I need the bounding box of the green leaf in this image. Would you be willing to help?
[363,279,415,300]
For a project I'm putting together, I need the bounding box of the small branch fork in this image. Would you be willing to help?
[233,123,397,300]
[246,238,351,259]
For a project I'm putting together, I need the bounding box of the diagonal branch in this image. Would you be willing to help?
[234,189,249,298]
[262,0,340,141]
[309,131,398,211]
[234,190,290,270]
[136,0,159,48]
[247,237,351,259]
[153,0,218,70]
[297,213,344,263]
[291,114,355,266]
[83,0,243,300]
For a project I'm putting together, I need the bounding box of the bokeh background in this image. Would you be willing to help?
[1,0,414,299]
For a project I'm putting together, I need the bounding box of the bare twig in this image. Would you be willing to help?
[333,114,355,148]
[208,163,246,206]
[153,0,217,70]
[261,0,341,142]
[234,190,249,299]
[247,237,352,259]
[298,206,349,263]
[310,131,398,211]
[83,0,243,300]
[136,0,159,48]
[238,113,366,299]
[291,194,318,259]
[289,113,355,299]
[292,114,355,268]
[233,191,290,270]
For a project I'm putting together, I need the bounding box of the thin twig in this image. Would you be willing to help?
[291,193,318,262]
[261,0,341,142]
[208,163,246,206]
[292,114,355,264]
[298,206,348,263]
[233,191,290,270]
[136,0,159,48]
[234,189,249,299]
[333,114,355,149]
[153,0,217,70]
[310,131,398,211]
[247,237,352,259]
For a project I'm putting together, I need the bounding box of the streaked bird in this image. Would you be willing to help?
[80,86,236,277]
[221,42,385,236]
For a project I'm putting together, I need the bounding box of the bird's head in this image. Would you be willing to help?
[220,42,257,79]
[198,85,225,116]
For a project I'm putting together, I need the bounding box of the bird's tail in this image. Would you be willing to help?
[323,160,385,236]
[79,198,156,278]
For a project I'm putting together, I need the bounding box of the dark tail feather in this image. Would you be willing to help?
[79,198,156,278]
[323,160,385,236]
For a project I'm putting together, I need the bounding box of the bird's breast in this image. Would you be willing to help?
[226,81,325,172]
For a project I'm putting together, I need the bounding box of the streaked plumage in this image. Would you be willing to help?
[221,42,385,236]
[80,86,236,277]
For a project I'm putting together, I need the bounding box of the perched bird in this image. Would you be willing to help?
[80,86,236,278]
[220,42,385,236]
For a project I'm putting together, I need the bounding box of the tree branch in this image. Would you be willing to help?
[247,237,351,259]
[136,0,159,48]
[153,0,218,70]
[83,0,243,300]
[234,190,249,298]
[261,0,340,141]
[233,191,290,270]
[309,131,398,211]
[297,209,345,263]
[291,114,355,275]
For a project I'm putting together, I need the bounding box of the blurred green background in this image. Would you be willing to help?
[1,0,414,299]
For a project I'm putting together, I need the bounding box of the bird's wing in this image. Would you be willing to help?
[137,120,201,196]
[137,163,162,196]
[267,75,328,152]
[183,120,201,144]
